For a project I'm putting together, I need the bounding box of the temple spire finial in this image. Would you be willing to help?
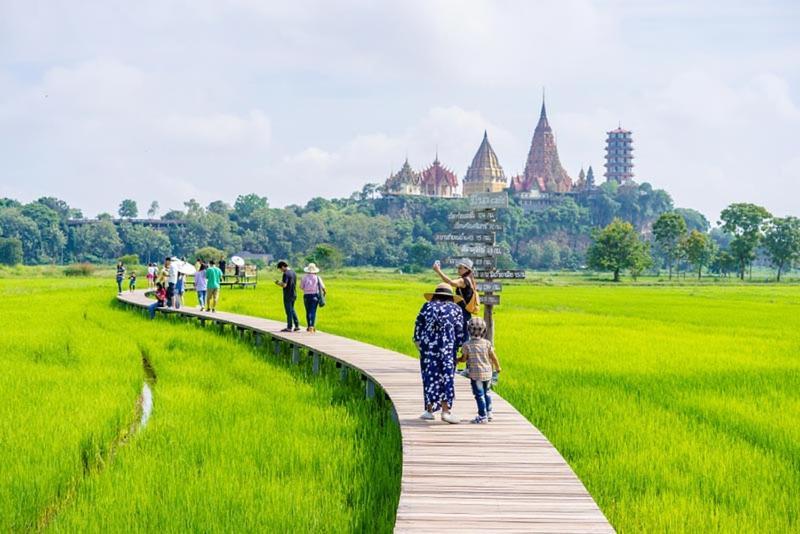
[540,87,547,119]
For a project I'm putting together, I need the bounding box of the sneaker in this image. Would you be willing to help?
[470,415,488,424]
[280,328,292,332]
[441,411,460,424]
[487,410,494,421]
[294,327,302,332]
[419,411,435,421]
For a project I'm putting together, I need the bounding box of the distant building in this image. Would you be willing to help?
[420,155,459,198]
[384,159,421,196]
[384,155,460,198]
[462,131,507,197]
[511,97,573,194]
[604,127,634,184]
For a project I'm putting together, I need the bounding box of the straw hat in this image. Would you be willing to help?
[303,263,321,273]
[424,283,464,303]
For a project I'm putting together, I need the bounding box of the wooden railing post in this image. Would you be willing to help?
[366,379,375,399]
[312,352,320,375]
[291,344,300,365]
[340,365,348,381]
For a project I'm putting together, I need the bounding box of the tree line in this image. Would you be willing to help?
[1,186,796,280]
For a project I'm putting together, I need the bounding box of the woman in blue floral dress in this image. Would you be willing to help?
[414,283,467,424]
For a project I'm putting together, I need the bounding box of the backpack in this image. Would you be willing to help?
[462,278,480,315]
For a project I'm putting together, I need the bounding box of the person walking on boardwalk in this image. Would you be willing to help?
[458,317,502,424]
[115,262,126,294]
[414,283,467,424]
[205,260,223,312]
[194,261,208,310]
[275,261,300,332]
[432,258,480,326]
[174,271,186,309]
[146,262,156,289]
[128,271,137,293]
[300,262,326,333]
[166,256,180,307]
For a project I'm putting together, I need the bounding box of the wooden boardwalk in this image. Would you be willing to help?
[118,291,613,533]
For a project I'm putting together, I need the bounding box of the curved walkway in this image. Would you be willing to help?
[118,291,613,533]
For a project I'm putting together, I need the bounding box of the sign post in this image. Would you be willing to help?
[443,192,524,343]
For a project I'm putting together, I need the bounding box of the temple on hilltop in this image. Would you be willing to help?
[511,97,573,194]
[384,155,460,198]
[384,159,421,196]
[573,165,597,191]
[462,131,507,196]
[604,126,634,184]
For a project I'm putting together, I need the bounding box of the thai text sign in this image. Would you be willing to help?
[469,192,509,210]
[475,269,526,280]
[447,211,497,222]
[434,232,494,244]
[459,244,503,256]
[451,221,504,232]
[481,294,500,306]
[476,281,502,293]
[444,257,495,268]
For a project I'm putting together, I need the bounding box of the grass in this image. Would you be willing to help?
[215,270,800,532]
[0,278,400,532]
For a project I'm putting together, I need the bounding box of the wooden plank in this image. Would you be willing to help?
[115,290,613,533]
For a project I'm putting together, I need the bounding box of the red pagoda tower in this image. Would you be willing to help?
[511,97,573,194]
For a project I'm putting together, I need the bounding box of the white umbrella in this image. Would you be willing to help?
[231,256,245,267]
[178,263,196,275]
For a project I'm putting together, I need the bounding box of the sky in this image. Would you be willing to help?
[1,0,798,221]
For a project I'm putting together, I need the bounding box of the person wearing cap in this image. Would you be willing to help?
[458,317,502,424]
[300,263,326,333]
[432,258,479,325]
[275,261,300,332]
[414,283,467,424]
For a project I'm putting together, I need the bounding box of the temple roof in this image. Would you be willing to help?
[421,156,458,188]
[464,131,506,184]
[385,158,420,190]
[518,95,572,194]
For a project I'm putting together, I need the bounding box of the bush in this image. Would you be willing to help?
[64,263,96,277]
[117,254,139,266]
[0,237,23,266]
[194,246,226,263]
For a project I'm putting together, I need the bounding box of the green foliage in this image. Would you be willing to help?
[719,203,772,279]
[70,220,123,261]
[117,254,139,266]
[682,230,715,279]
[762,216,800,281]
[64,263,96,276]
[587,219,651,281]
[652,211,687,279]
[674,207,710,233]
[194,246,226,262]
[0,237,23,265]
[307,243,344,270]
[147,200,159,218]
[118,199,138,219]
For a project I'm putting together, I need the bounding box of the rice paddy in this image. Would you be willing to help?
[3,269,799,532]
[0,277,400,532]
[216,271,800,533]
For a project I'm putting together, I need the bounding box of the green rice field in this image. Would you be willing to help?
[0,277,400,532]
[3,268,799,532]
[215,270,800,533]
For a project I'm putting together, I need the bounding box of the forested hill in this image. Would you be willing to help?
[0,181,707,269]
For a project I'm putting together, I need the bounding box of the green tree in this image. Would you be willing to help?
[0,237,23,265]
[307,243,344,270]
[763,217,800,282]
[71,220,122,260]
[234,194,269,220]
[118,199,138,219]
[719,203,771,279]
[682,230,714,279]
[22,202,66,262]
[675,208,710,233]
[587,218,650,282]
[194,246,226,263]
[652,211,687,279]
[147,200,160,218]
[0,208,41,263]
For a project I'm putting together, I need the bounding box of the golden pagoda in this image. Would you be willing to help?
[462,131,507,197]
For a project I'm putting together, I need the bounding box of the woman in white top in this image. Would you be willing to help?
[300,263,326,333]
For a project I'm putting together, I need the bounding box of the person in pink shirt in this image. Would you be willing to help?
[300,263,326,333]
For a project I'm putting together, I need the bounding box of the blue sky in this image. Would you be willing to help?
[1,0,798,220]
